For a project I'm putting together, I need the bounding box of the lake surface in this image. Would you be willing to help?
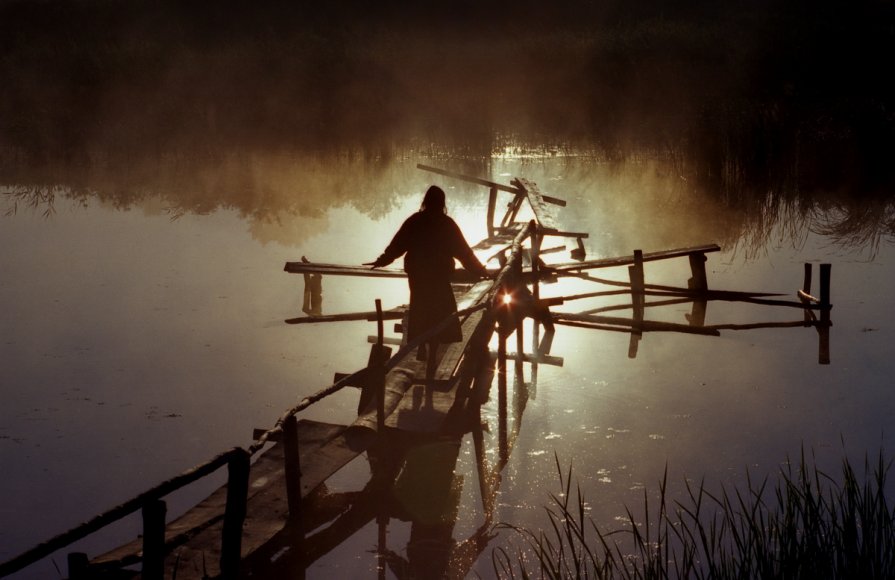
[1,152,893,578]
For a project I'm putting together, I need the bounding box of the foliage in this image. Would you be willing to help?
[493,451,895,579]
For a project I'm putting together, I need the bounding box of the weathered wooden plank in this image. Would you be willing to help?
[284,262,406,278]
[285,308,405,325]
[513,177,559,229]
[551,244,721,272]
[554,312,721,336]
[92,421,356,569]
[433,310,484,382]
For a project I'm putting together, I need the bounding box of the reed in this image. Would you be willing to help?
[493,450,895,579]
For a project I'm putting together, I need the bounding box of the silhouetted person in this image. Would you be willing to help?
[366,186,487,363]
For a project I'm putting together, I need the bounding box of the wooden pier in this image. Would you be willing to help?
[0,165,834,580]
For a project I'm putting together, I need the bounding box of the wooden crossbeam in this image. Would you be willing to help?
[284,262,406,278]
[551,244,721,272]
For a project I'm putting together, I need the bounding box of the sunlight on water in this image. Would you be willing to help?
[1,151,894,578]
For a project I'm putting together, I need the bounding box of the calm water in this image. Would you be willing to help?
[1,153,893,577]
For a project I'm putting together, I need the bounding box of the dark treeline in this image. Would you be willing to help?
[1,0,894,198]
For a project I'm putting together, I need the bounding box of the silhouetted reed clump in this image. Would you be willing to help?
[493,451,895,579]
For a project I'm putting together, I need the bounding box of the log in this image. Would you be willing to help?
[552,244,721,272]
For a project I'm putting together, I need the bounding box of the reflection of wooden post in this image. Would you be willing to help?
[284,414,303,522]
[471,409,493,517]
[628,250,644,358]
[142,499,166,580]
[377,511,387,580]
[819,263,831,365]
[498,332,508,462]
[221,449,250,580]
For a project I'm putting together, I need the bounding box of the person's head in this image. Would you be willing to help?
[420,185,446,213]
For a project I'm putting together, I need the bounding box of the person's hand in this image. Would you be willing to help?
[364,257,388,269]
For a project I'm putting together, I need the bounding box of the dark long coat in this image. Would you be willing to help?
[375,210,485,343]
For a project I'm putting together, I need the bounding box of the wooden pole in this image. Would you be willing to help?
[375,300,387,433]
[67,552,89,580]
[688,253,708,291]
[531,226,542,361]
[487,187,498,238]
[803,263,813,324]
[141,499,166,580]
[220,449,250,580]
[498,332,508,462]
[819,263,831,365]
[628,250,644,358]
[283,414,303,522]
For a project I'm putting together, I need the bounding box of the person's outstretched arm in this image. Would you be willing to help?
[364,217,411,268]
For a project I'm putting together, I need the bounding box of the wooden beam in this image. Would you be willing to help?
[285,309,405,325]
[512,177,559,229]
[552,244,721,272]
[284,262,406,278]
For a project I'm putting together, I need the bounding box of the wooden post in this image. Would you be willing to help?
[819,264,831,320]
[67,552,89,580]
[141,499,166,580]
[819,263,831,365]
[220,448,250,580]
[375,299,386,432]
[498,332,508,462]
[283,414,303,522]
[515,319,524,382]
[487,187,498,239]
[688,252,708,292]
[530,226,542,361]
[628,250,644,358]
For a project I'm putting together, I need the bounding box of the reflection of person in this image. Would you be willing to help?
[365,186,487,359]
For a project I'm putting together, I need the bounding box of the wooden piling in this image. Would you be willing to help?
[498,332,508,461]
[819,264,831,319]
[283,414,303,522]
[628,250,645,358]
[487,187,498,239]
[688,252,708,291]
[803,263,813,323]
[141,499,166,580]
[374,300,386,433]
[220,449,250,580]
[67,552,89,580]
[819,263,831,365]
